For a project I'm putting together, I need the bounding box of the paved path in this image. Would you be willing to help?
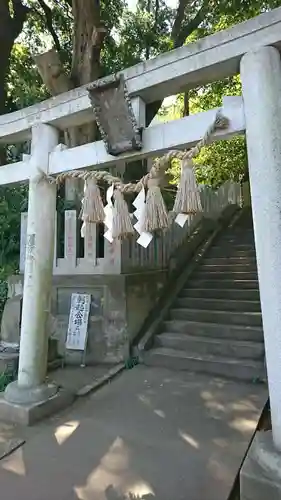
[0,366,267,500]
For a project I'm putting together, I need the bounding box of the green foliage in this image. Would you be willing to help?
[171,5,258,188]
[112,0,173,68]
[0,184,28,317]
[0,368,17,392]
[194,137,247,188]
[125,356,139,369]
[0,185,28,270]
[7,44,48,109]
[189,75,248,187]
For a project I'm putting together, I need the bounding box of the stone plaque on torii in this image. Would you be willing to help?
[87,74,143,156]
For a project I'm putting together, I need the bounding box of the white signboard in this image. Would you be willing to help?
[66,293,91,351]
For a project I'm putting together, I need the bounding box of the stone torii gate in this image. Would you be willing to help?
[1,8,281,498]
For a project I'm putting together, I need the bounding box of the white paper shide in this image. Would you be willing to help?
[175,213,189,228]
[133,187,153,248]
[104,184,114,243]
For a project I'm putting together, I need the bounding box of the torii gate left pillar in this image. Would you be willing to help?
[1,124,73,424]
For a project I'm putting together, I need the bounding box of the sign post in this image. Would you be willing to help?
[65,293,91,367]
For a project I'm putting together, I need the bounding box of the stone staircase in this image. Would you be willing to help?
[143,209,265,381]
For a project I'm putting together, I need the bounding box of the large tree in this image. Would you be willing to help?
[0,1,29,116]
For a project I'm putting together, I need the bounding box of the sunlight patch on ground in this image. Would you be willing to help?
[213,438,229,448]
[154,409,165,418]
[138,394,152,407]
[54,420,80,445]
[126,480,155,498]
[201,391,214,401]
[178,430,199,449]
[208,457,233,483]
[229,417,257,433]
[1,447,26,476]
[74,437,131,500]
[230,399,258,412]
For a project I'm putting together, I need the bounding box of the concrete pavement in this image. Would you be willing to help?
[0,366,267,500]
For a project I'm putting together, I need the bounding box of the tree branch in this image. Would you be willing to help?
[52,0,73,18]
[171,0,193,47]
[11,0,30,38]
[37,0,61,52]
[146,0,210,125]
[71,0,106,85]
[153,0,159,31]
[175,4,206,48]
[0,0,10,21]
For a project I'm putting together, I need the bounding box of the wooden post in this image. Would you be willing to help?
[64,210,77,269]
[84,222,97,263]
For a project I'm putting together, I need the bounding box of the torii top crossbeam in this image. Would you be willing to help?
[0,7,281,187]
[0,8,281,185]
[1,6,281,146]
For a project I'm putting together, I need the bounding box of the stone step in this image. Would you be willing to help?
[211,243,255,250]
[200,263,257,272]
[195,270,258,280]
[180,288,260,301]
[220,227,254,235]
[162,320,264,341]
[224,227,253,234]
[219,240,255,248]
[203,257,256,265]
[169,308,262,326]
[208,247,256,258]
[188,279,260,290]
[143,347,265,381]
[175,297,261,312]
[155,333,264,360]
[220,234,255,242]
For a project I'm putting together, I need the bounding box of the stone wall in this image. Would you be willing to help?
[125,271,167,343]
[242,181,251,207]
[52,275,127,364]
[6,271,167,365]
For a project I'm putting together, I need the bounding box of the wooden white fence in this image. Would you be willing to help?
[121,181,241,272]
[20,181,241,275]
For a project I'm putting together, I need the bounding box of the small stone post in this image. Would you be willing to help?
[240,46,281,451]
[5,123,59,405]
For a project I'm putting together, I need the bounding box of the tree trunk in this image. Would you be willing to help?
[35,0,106,201]
[0,0,29,164]
[0,40,12,165]
[183,90,189,117]
[34,1,107,259]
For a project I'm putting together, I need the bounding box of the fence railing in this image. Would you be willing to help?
[121,181,241,272]
[20,181,241,275]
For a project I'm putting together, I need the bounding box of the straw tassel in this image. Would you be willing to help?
[81,179,105,223]
[112,189,135,239]
[144,177,169,233]
[173,159,202,215]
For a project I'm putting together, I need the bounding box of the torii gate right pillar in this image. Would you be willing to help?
[240,46,281,498]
